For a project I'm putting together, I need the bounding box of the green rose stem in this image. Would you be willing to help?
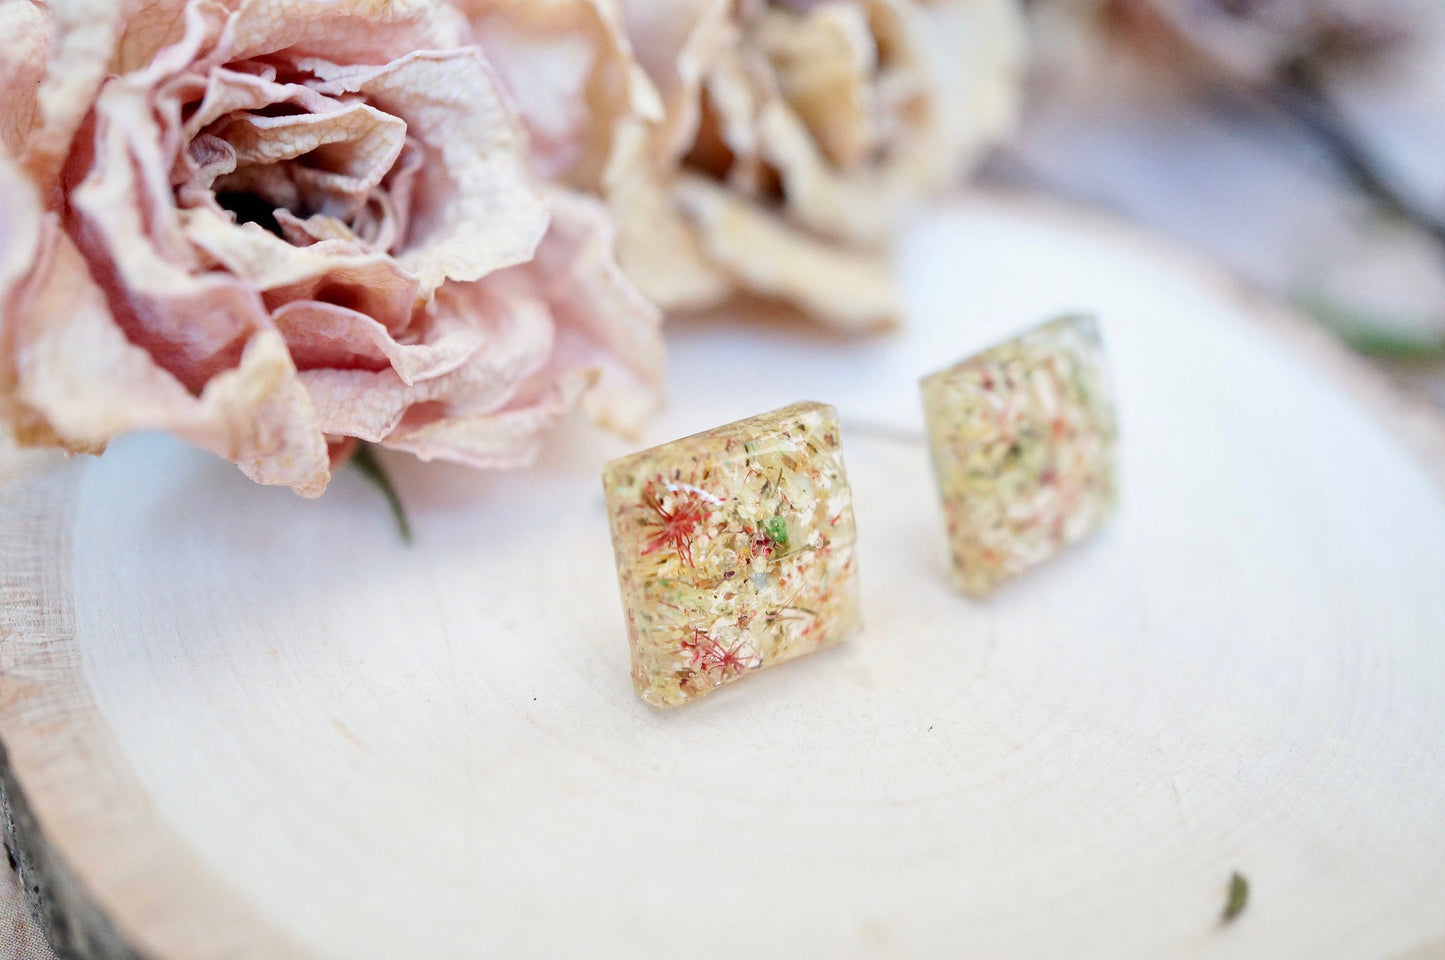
[352,443,412,545]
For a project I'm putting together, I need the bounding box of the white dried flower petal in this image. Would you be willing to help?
[674,175,897,333]
[754,1,877,170]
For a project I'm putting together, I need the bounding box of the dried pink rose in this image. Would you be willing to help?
[0,0,664,496]
[607,0,1026,331]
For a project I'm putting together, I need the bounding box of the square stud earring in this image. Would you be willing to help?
[920,314,1119,597]
[602,402,862,707]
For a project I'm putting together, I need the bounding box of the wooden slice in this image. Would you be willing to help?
[3,195,1444,960]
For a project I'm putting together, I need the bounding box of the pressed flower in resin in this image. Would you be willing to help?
[921,315,1119,597]
[602,402,861,707]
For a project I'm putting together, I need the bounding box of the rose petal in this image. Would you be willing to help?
[0,146,38,306]
[610,158,732,309]
[509,186,665,437]
[272,299,482,384]
[755,96,900,241]
[754,2,877,170]
[273,209,363,246]
[180,206,420,331]
[0,2,49,156]
[623,0,737,162]
[896,0,1025,187]
[217,0,464,65]
[70,88,273,390]
[305,49,550,294]
[15,0,126,194]
[380,366,595,468]
[697,43,771,192]
[122,0,231,82]
[460,0,663,190]
[0,146,46,441]
[673,175,898,332]
[9,216,330,494]
[300,283,555,442]
[179,65,338,148]
[468,4,602,181]
[212,102,408,218]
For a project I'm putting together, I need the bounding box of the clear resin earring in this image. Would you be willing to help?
[602,402,862,707]
[920,315,1119,597]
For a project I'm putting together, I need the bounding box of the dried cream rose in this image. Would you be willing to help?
[0,0,664,496]
[610,0,1025,331]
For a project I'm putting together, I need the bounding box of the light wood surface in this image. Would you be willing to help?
[2,195,1444,960]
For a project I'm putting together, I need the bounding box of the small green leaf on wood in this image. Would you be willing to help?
[352,443,412,544]
[1222,871,1249,923]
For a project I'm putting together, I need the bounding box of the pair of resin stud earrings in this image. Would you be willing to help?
[601,315,1120,707]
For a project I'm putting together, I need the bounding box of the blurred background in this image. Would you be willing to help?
[996,0,1445,407]
[3,2,1444,957]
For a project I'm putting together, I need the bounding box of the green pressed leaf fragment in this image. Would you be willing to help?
[1223,871,1249,923]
